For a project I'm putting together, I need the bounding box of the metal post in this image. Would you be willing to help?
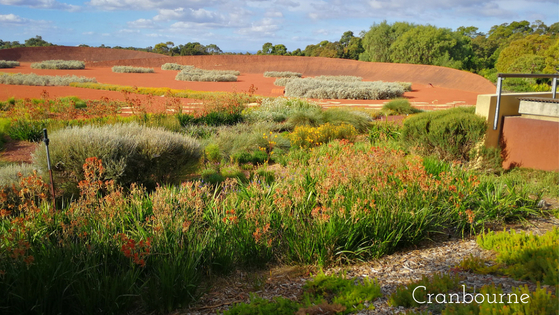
[43,129,56,211]
[552,77,558,99]
[493,76,503,130]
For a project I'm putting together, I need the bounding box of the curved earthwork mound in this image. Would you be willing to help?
[0,47,496,109]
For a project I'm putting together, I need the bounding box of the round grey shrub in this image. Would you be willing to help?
[175,68,239,82]
[313,75,362,82]
[31,60,85,70]
[33,123,202,191]
[285,78,405,100]
[264,71,302,78]
[273,78,294,86]
[0,73,97,86]
[161,63,194,71]
[112,66,155,73]
[0,60,20,68]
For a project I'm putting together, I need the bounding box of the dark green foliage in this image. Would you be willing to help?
[368,121,401,143]
[7,119,47,142]
[201,168,225,184]
[382,98,422,115]
[401,107,486,162]
[224,295,300,315]
[177,111,243,127]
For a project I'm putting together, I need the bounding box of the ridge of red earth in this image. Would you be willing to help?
[0,46,496,108]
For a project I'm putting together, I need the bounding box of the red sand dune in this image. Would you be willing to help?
[0,46,496,109]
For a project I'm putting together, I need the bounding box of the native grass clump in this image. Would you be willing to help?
[176,67,240,82]
[264,71,302,78]
[112,66,155,73]
[0,72,97,86]
[285,77,405,100]
[161,63,194,71]
[30,60,85,70]
[0,60,19,68]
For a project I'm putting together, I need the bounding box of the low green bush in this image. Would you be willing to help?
[6,119,47,142]
[477,228,559,285]
[285,78,405,100]
[32,123,202,192]
[368,120,401,144]
[244,97,322,125]
[442,283,558,315]
[161,63,193,71]
[0,60,19,68]
[322,108,372,133]
[382,98,422,115]
[176,67,239,82]
[401,107,486,162]
[0,73,97,86]
[30,60,85,70]
[112,66,155,73]
[264,71,302,78]
[388,273,463,308]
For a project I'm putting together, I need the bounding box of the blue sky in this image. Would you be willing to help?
[0,0,558,53]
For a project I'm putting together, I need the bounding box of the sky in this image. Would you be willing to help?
[0,0,558,53]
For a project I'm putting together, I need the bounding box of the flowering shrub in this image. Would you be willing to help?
[288,123,357,148]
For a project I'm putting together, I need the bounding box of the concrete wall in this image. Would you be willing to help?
[475,92,557,148]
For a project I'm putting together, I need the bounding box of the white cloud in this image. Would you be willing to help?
[0,0,80,11]
[127,18,157,28]
[235,17,280,36]
[86,0,227,11]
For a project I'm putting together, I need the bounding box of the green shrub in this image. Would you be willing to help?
[401,107,486,162]
[30,60,85,70]
[0,60,19,68]
[382,98,422,115]
[161,63,193,71]
[285,110,324,128]
[205,143,222,163]
[175,67,239,82]
[388,273,463,308]
[201,167,225,185]
[264,71,302,78]
[477,228,559,285]
[442,284,558,315]
[221,165,247,182]
[322,108,372,133]
[285,78,405,100]
[0,73,97,86]
[32,123,202,192]
[368,121,401,144]
[112,66,155,73]
[7,119,47,142]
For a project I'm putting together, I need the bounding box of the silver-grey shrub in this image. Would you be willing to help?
[161,63,194,71]
[398,81,413,91]
[112,66,155,73]
[33,123,202,191]
[175,68,239,82]
[273,78,295,86]
[0,163,37,187]
[0,73,97,86]
[314,75,362,82]
[264,71,302,78]
[0,60,20,68]
[31,60,85,70]
[285,78,405,100]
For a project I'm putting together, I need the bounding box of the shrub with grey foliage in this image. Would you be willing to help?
[0,163,37,187]
[31,60,85,70]
[112,66,155,73]
[313,75,362,82]
[175,67,239,82]
[0,60,20,68]
[273,77,295,86]
[0,73,97,86]
[264,71,302,78]
[244,97,322,124]
[285,78,405,100]
[161,63,194,71]
[33,123,202,191]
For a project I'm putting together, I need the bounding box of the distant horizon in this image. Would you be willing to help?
[1,0,558,53]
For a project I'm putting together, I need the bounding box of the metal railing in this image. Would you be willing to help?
[493,73,559,130]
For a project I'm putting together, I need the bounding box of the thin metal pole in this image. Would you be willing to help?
[493,77,503,130]
[552,77,558,99]
[43,129,56,211]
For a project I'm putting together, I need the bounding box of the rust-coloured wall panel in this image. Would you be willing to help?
[501,116,559,171]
